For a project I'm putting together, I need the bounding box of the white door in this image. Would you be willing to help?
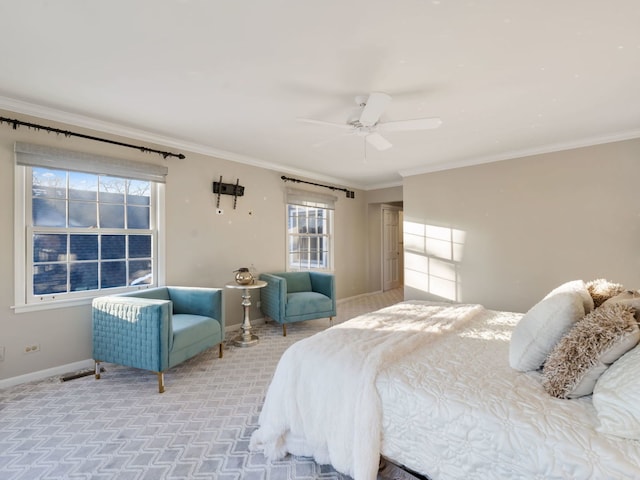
[382,207,402,291]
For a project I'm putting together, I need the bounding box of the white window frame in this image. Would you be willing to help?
[13,143,167,313]
[285,188,335,272]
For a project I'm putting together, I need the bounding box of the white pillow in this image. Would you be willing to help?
[544,279,594,313]
[593,345,640,440]
[510,290,586,371]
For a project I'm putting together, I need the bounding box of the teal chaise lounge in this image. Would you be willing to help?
[92,286,224,393]
[259,271,336,336]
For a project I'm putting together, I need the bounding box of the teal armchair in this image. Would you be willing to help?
[259,272,336,336]
[92,286,224,393]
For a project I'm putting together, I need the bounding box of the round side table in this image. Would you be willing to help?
[225,280,267,347]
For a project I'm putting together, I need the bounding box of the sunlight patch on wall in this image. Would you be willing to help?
[404,221,466,301]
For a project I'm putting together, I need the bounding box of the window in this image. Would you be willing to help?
[286,189,335,271]
[14,142,167,310]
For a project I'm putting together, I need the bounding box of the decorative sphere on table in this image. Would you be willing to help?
[234,267,254,285]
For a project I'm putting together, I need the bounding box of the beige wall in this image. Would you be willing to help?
[0,110,368,383]
[404,138,640,313]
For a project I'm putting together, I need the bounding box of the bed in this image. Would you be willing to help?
[250,282,640,480]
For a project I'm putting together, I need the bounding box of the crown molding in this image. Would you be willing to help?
[399,129,640,178]
[0,95,364,191]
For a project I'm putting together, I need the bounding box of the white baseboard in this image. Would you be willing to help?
[0,323,266,390]
[0,359,95,390]
[224,316,265,334]
[0,305,373,390]
[337,290,383,304]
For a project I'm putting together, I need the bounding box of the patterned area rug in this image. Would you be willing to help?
[0,289,424,479]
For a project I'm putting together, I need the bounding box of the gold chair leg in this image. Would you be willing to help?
[329,316,334,327]
[94,361,101,380]
[158,372,165,393]
[219,343,223,358]
[282,324,287,336]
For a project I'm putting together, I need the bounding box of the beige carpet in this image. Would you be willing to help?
[0,288,426,480]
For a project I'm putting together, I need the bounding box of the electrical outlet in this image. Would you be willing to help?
[24,344,40,354]
[0,345,5,362]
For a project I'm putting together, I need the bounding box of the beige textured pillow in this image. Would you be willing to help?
[602,290,640,319]
[586,278,625,308]
[542,303,640,398]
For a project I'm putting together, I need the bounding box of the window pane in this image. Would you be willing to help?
[317,217,326,234]
[289,236,299,252]
[70,234,98,261]
[34,234,67,262]
[70,263,98,291]
[129,260,152,285]
[69,172,98,201]
[101,261,126,288]
[127,205,150,229]
[101,235,125,260]
[127,180,151,205]
[100,204,125,228]
[33,198,66,227]
[69,201,97,227]
[129,235,151,258]
[33,168,66,198]
[99,176,126,203]
[34,264,67,295]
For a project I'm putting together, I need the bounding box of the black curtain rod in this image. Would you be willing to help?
[281,175,355,198]
[0,116,185,159]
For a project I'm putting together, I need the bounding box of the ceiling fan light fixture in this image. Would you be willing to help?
[297,91,441,152]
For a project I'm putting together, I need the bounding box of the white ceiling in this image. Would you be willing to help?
[1,1,639,189]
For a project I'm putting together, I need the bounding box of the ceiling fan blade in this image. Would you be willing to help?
[377,117,443,132]
[297,118,353,130]
[366,132,393,151]
[359,92,391,127]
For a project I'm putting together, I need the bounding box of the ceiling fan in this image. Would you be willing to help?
[297,92,442,151]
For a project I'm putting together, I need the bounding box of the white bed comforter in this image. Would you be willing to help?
[249,301,484,480]
[251,301,640,479]
[377,304,640,480]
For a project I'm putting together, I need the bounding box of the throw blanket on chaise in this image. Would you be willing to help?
[249,301,484,480]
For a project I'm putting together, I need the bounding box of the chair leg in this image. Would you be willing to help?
[282,324,287,336]
[329,316,334,327]
[157,372,165,393]
[219,343,223,358]
[94,361,101,380]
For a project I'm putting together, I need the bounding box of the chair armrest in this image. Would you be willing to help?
[309,272,335,301]
[259,273,287,322]
[92,296,172,372]
[167,286,224,332]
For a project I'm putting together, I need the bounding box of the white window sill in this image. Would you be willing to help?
[12,296,94,314]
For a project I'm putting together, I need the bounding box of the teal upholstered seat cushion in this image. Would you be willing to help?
[169,314,222,368]
[285,292,333,317]
[172,314,220,351]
